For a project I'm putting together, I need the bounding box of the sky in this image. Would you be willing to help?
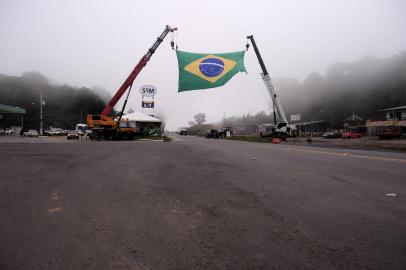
[1,0,406,130]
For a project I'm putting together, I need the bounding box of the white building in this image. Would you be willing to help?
[121,111,162,136]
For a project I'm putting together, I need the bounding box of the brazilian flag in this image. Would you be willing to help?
[176,50,246,92]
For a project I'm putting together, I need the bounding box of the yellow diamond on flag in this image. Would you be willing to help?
[184,55,237,83]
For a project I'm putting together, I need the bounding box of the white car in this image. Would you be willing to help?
[46,128,66,136]
[5,128,15,135]
[24,129,39,137]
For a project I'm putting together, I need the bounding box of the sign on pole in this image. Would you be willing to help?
[290,114,301,122]
[139,85,157,97]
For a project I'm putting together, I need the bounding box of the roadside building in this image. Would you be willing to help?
[121,111,162,136]
[232,126,259,136]
[380,105,406,121]
[295,120,328,136]
[366,105,406,137]
[342,113,366,133]
[0,104,26,135]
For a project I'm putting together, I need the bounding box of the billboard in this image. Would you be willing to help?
[142,101,154,108]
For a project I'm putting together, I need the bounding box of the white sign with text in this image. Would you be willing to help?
[139,85,157,97]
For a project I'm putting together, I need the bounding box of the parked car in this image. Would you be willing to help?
[4,128,15,135]
[46,128,66,136]
[67,130,79,140]
[206,129,219,139]
[377,129,401,140]
[24,129,39,137]
[322,132,342,139]
[342,131,361,139]
[180,129,187,136]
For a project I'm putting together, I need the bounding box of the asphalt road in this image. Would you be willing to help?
[0,135,405,270]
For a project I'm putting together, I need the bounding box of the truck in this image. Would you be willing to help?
[75,123,88,136]
[258,123,289,140]
[87,25,177,140]
[246,35,295,139]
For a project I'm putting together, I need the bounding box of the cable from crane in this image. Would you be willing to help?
[171,31,175,50]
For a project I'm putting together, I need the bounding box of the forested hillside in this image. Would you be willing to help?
[219,52,406,128]
[0,72,107,130]
[276,51,406,124]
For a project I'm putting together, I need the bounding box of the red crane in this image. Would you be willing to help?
[86,25,177,140]
[101,25,177,116]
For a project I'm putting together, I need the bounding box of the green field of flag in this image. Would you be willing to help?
[176,50,246,92]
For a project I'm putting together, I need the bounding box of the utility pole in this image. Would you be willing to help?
[40,90,43,135]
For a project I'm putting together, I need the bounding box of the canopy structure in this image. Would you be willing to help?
[343,113,363,122]
[0,104,26,114]
[379,105,406,112]
[122,111,161,123]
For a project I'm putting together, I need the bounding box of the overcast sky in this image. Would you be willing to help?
[1,0,406,130]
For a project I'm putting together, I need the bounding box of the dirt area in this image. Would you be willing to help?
[286,136,406,152]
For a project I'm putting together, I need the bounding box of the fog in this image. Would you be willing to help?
[1,0,406,130]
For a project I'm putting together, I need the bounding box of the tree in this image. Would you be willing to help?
[194,113,206,125]
[0,72,108,130]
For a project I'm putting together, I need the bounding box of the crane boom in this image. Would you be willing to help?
[246,35,288,124]
[101,25,177,116]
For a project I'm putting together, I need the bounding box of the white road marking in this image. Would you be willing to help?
[276,145,406,163]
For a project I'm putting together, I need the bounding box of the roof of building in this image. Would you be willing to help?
[294,120,326,126]
[343,114,363,122]
[379,105,406,112]
[121,111,161,123]
[0,104,26,114]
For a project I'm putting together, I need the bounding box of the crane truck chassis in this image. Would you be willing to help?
[87,25,177,140]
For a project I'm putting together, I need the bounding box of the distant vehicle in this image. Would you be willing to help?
[342,131,361,139]
[180,129,187,136]
[67,130,79,140]
[322,132,342,139]
[218,127,233,138]
[46,128,66,136]
[377,128,401,140]
[206,129,219,139]
[0,129,4,135]
[75,123,88,136]
[258,123,287,141]
[5,128,15,135]
[24,129,39,137]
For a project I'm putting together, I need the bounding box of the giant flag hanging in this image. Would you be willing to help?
[176,50,246,92]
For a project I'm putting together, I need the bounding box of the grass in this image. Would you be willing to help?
[224,135,274,143]
[135,135,172,142]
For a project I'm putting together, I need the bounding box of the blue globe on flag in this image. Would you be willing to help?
[199,58,224,77]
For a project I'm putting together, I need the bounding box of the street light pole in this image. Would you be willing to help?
[40,90,43,135]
